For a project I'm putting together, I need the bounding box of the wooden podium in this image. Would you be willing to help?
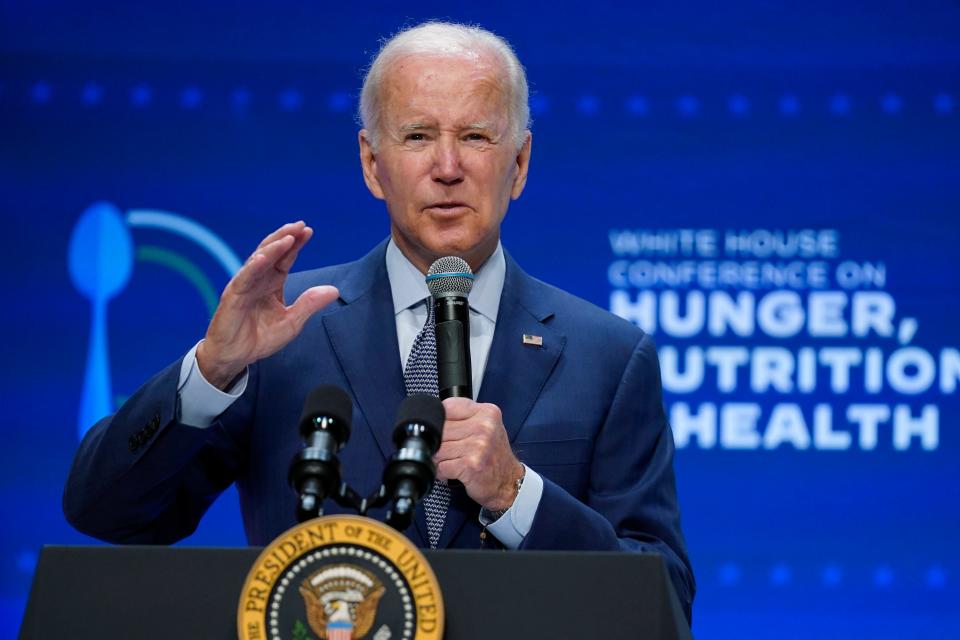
[21,546,691,639]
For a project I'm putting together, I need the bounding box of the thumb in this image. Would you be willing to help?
[288,285,340,328]
[442,396,478,420]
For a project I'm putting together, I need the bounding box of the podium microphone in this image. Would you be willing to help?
[383,394,445,531]
[426,256,475,400]
[288,385,352,522]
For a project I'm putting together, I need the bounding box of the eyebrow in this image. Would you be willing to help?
[399,122,435,132]
[397,121,497,132]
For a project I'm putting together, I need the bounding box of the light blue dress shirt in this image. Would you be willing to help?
[175,238,543,548]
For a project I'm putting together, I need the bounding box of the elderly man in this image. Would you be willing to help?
[64,22,695,619]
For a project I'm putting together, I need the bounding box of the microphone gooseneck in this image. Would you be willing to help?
[426,256,475,400]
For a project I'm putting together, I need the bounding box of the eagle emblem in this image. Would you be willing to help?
[299,564,386,640]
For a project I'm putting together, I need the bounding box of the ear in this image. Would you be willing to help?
[359,130,385,200]
[510,131,532,200]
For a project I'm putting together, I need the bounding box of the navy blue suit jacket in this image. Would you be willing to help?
[64,240,695,619]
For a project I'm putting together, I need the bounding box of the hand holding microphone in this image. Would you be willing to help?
[435,397,525,512]
[426,257,525,512]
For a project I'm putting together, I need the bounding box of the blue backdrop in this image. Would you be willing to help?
[2,2,958,637]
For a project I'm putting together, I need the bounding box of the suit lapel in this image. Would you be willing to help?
[478,252,566,442]
[438,252,566,548]
[322,242,405,461]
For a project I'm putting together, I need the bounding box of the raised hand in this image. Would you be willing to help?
[435,397,525,511]
[196,221,339,390]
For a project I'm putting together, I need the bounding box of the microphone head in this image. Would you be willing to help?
[426,256,474,298]
[299,384,352,442]
[393,394,445,452]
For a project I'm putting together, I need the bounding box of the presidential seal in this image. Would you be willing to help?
[239,515,443,640]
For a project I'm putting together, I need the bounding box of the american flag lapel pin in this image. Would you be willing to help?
[522,334,543,346]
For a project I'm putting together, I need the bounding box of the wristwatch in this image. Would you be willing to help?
[488,472,525,522]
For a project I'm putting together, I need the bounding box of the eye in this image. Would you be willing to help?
[405,133,427,142]
[464,133,490,142]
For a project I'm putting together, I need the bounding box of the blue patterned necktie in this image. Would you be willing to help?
[403,297,450,548]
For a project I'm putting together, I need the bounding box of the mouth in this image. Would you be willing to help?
[425,201,469,212]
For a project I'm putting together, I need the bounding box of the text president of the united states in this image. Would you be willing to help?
[64,21,696,621]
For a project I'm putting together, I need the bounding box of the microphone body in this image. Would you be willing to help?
[288,385,352,522]
[434,293,472,399]
[427,256,475,400]
[383,394,445,530]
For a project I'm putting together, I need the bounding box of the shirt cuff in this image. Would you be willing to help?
[479,465,544,549]
[176,341,248,428]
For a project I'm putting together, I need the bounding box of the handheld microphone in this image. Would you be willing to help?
[426,256,475,400]
[383,394,445,531]
[288,385,352,522]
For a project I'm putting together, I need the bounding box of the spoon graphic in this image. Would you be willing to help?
[68,201,134,439]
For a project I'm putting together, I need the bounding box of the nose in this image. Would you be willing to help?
[431,135,464,186]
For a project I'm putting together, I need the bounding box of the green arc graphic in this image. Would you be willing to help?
[136,245,220,318]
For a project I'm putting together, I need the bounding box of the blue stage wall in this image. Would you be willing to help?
[2,2,958,637]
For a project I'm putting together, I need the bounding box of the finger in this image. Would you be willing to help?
[441,397,480,421]
[436,459,464,483]
[434,439,467,463]
[256,220,306,252]
[274,225,313,274]
[443,401,503,428]
[439,418,479,443]
[286,285,340,330]
[232,235,297,294]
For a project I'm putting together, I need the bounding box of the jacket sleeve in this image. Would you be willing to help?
[519,333,696,623]
[62,357,253,544]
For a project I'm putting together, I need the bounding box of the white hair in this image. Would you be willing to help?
[359,21,530,150]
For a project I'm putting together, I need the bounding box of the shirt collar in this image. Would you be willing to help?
[385,238,504,324]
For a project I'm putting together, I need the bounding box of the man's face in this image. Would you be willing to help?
[359,54,531,273]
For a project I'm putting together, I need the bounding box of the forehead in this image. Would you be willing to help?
[380,54,510,125]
